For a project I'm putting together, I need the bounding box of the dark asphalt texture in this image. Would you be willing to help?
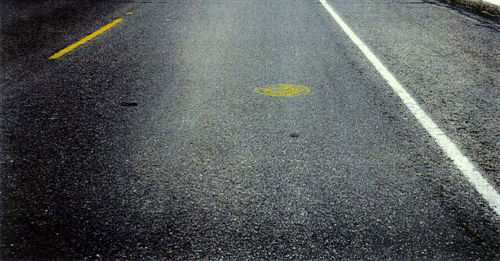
[2,0,500,260]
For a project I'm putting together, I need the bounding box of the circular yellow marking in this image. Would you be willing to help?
[255,84,311,97]
[126,12,134,15]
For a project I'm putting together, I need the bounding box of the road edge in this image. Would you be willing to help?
[435,0,500,21]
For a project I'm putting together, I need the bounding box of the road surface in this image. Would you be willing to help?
[2,0,500,259]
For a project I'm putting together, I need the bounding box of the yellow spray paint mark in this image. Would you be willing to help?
[126,12,134,15]
[49,18,124,59]
[255,84,311,97]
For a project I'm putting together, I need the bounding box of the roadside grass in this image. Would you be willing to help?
[437,0,500,22]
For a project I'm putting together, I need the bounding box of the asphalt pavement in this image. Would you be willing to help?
[2,0,500,260]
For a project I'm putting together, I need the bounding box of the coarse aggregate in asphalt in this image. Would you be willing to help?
[1,0,500,260]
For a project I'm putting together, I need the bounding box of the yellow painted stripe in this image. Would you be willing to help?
[49,18,124,59]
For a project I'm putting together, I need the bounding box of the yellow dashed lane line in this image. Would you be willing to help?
[49,18,124,59]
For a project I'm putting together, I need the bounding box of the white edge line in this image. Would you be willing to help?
[318,0,500,217]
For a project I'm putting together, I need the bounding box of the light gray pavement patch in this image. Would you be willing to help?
[332,0,500,201]
[123,0,500,259]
